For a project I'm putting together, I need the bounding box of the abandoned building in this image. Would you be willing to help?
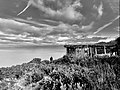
[64,43,117,58]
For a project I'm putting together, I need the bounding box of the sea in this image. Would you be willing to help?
[0,45,66,68]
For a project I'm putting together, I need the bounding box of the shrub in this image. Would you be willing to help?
[29,58,41,64]
[50,57,53,63]
[0,70,3,80]
[31,72,43,83]
[41,60,50,64]
[62,55,71,64]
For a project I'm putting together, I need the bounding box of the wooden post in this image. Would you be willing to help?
[90,47,93,57]
[81,48,83,56]
[95,47,97,55]
[88,47,90,57]
[104,46,107,54]
[76,48,79,57]
[87,45,89,56]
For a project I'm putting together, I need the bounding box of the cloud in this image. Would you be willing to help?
[106,0,119,14]
[98,36,116,42]
[94,15,120,34]
[70,36,108,44]
[0,0,119,46]
[14,18,55,27]
[96,2,103,19]
[0,18,53,45]
[17,0,84,24]
[0,18,52,37]
[58,37,70,41]
[115,27,120,32]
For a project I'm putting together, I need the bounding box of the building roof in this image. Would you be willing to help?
[64,43,116,48]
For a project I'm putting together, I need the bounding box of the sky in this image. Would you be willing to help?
[0,0,119,47]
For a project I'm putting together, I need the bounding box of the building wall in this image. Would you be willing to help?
[76,47,89,58]
[65,44,117,58]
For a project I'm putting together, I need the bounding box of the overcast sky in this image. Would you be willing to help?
[0,0,119,47]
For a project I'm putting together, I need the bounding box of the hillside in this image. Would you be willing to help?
[0,55,120,90]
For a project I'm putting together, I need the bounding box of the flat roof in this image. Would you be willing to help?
[64,44,116,48]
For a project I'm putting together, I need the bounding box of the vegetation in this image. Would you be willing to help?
[0,55,120,90]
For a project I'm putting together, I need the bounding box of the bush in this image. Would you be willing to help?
[31,72,43,83]
[52,55,70,64]
[62,55,71,64]
[50,57,53,63]
[29,58,41,64]
[0,70,3,80]
[41,60,50,64]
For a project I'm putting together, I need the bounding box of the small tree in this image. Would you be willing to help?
[50,56,53,63]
